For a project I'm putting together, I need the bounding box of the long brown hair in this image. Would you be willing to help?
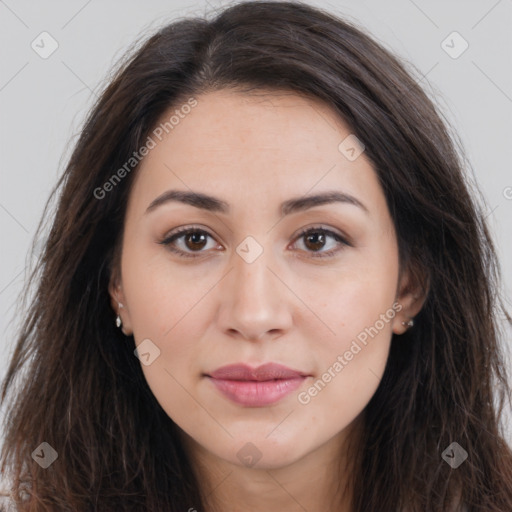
[1,1,511,510]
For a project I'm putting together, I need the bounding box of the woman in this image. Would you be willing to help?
[1,1,511,510]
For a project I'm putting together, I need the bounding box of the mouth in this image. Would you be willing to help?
[204,363,310,407]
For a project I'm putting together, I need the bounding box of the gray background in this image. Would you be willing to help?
[1,0,511,441]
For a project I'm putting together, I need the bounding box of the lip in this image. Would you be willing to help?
[205,363,309,407]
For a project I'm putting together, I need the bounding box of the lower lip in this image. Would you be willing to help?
[207,376,306,406]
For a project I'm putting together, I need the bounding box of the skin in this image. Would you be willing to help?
[109,88,425,511]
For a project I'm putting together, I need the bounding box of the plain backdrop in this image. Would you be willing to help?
[1,0,511,443]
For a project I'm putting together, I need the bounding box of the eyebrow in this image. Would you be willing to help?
[145,189,369,216]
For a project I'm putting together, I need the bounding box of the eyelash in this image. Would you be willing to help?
[159,225,350,259]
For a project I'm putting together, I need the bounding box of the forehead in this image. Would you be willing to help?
[157,88,350,159]
[129,89,387,220]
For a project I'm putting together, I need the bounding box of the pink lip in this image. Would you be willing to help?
[206,363,309,407]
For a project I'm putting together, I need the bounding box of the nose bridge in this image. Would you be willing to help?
[217,235,292,340]
[233,240,273,304]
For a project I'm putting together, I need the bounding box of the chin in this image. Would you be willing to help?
[220,433,312,470]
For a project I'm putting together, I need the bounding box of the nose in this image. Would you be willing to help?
[216,242,293,342]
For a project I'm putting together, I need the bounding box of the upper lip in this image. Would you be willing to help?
[207,363,308,381]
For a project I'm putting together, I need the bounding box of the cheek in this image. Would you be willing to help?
[295,284,395,438]
[121,240,218,340]
[293,249,398,411]
[120,248,218,422]
[296,246,399,352]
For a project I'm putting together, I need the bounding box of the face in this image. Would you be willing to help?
[110,89,419,470]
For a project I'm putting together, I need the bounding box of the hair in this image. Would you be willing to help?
[1,1,511,510]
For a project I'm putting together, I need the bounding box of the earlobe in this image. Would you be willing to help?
[108,274,124,313]
[391,293,423,335]
[108,275,133,336]
[392,265,429,335]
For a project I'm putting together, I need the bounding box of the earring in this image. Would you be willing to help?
[402,319,414,328]
[115,302,124,329]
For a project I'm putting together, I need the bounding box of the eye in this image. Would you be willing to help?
[159,225,350,259]
[159,226,220,258]
[291,226,350,258]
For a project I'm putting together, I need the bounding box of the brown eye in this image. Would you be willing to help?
[303,231,327,251]
[160,225,350,260]
[160,227,218,258]
[292,227,350,258]
[183,231,208,251]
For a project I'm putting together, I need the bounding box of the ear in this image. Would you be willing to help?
[391,263,429,335]
[108,267,133,336]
